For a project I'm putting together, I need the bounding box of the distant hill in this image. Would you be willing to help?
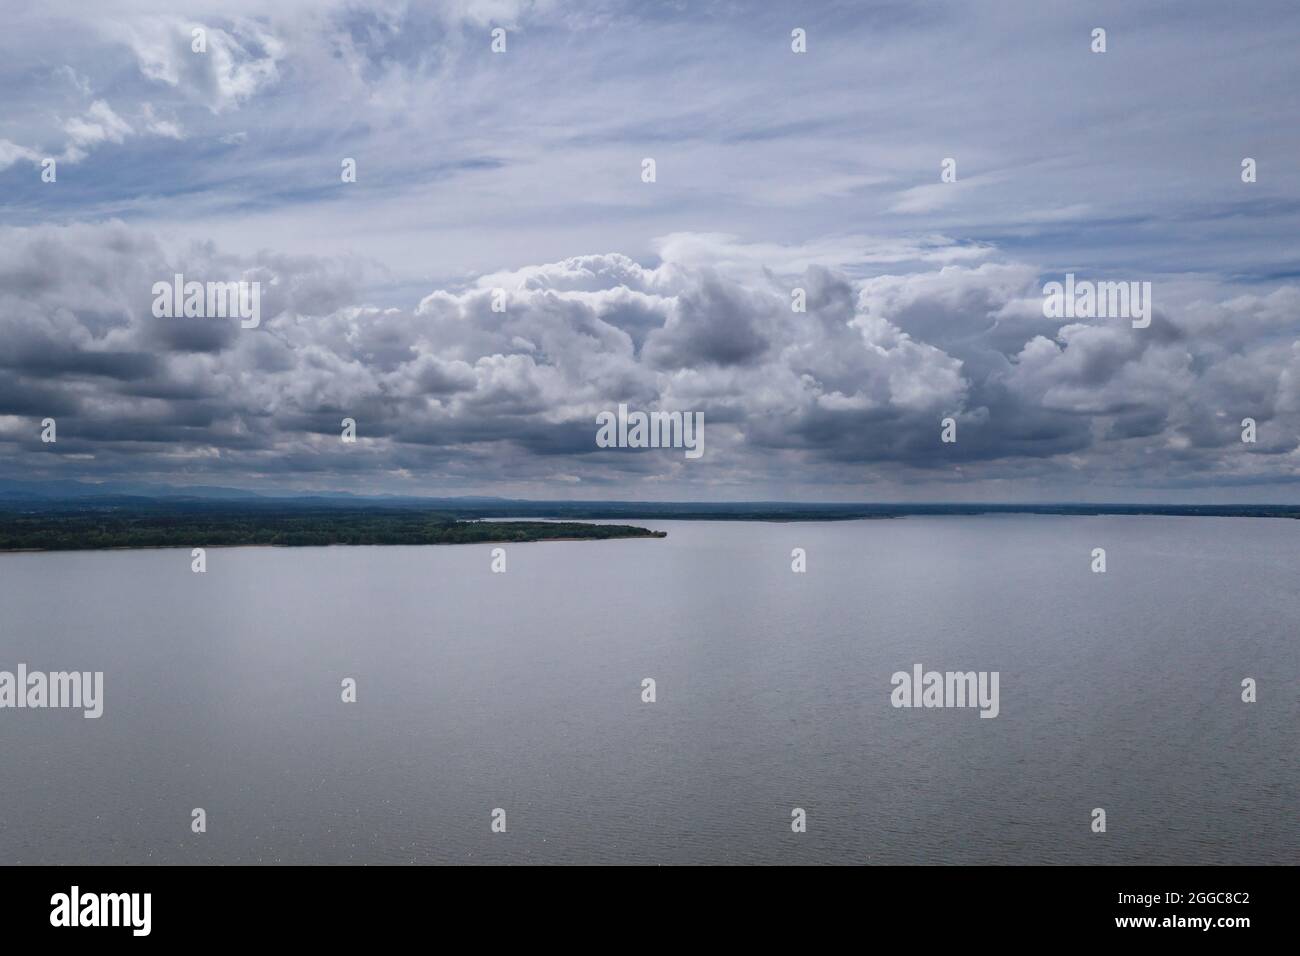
[0,478,264,500]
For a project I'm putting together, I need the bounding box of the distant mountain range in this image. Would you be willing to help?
[0,478,266,500]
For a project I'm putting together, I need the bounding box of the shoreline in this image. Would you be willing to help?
[0,528,667,555]
[0,535,668,555]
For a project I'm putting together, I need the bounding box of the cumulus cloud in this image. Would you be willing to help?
[0,224,1295,499]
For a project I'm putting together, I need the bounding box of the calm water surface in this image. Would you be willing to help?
[0,515,1296,864]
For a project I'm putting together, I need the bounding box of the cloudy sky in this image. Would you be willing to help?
[2,0,1299,501]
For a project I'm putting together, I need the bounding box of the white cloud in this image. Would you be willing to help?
[141,103,185,140]
[0,139,40,171]
[62,100,132,162]
[118,18,285,113]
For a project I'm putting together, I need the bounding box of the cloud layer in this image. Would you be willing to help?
[1,224,1296,499]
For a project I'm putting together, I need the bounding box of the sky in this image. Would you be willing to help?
[1,0,1299,501]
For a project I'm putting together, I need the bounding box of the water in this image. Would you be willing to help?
[0,515,1296,864]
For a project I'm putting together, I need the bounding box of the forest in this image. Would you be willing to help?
[0,507,665,552]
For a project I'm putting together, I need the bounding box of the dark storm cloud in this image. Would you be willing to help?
[643,274,774,369]
[0,342,158,380]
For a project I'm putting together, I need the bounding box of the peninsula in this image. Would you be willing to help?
[0,505,665,552]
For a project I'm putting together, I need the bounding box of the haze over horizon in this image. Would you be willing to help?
[5,476,1300,510]
[3,1,1299,503]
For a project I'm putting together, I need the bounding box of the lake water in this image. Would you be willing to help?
[0,515,1296,864]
